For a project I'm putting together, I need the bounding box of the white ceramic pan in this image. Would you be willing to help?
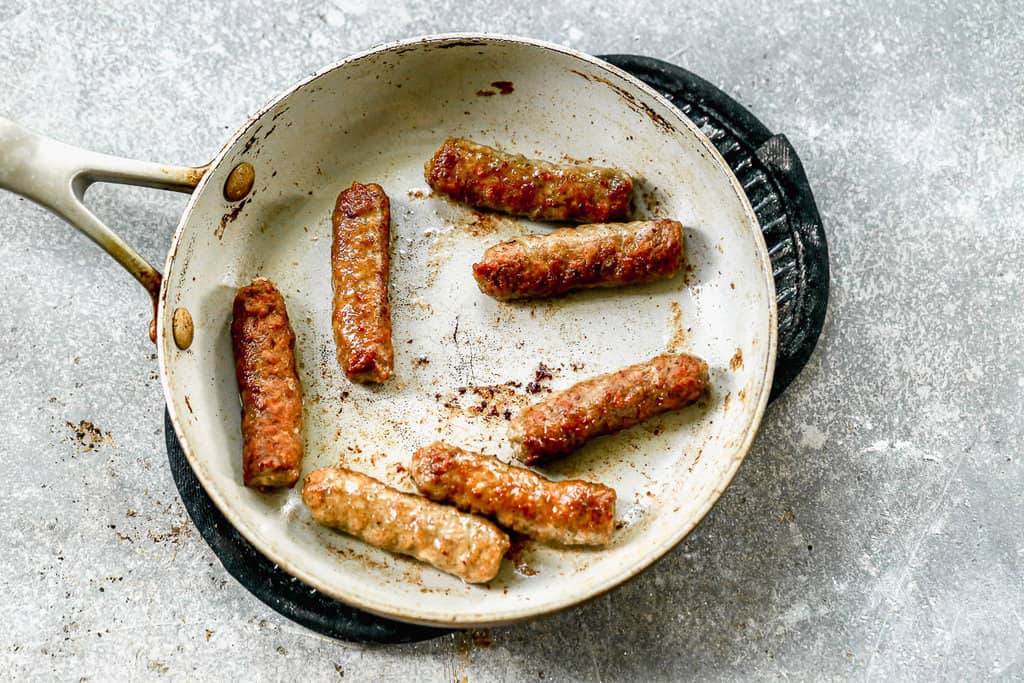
[0,34,776,627]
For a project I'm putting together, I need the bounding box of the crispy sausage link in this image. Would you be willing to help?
[473,219,684,300]
[231,278,303,490]
[331,182,394,383]
[412,443,617,546]
[509,353,709,464]
[425,137,633,223]
[302,467,509,583]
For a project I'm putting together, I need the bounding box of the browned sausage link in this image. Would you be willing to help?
[473,219,684,300]
[412,442,617,546]
[231,278,303,490]
[302,467,509,583]
[509,353,709,465]
[331,182,394,383]
[425,137,633,223]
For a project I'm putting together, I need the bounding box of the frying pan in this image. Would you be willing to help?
[0,34,776,627]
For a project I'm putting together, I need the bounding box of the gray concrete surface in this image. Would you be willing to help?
[0,1,1021,680]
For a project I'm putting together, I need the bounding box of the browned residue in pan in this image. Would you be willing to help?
[569,69,674,134]
[435,39,488,49]
[687,446,705,473]
[434,382,530,423]
[430,362,563,428]
[729,347,744,371]
[524,362,555,394]
[667,301,686,351]
[475,81,514,97]
[506,535,538,576]
[217,197,250,239]
[465,211,504,237]
[241,126,263,155]
[385,462,414,489]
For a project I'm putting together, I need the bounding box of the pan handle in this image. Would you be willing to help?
[0,116,208,340]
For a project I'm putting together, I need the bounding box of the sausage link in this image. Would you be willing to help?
[412,442,616,546]
[425,137,633,223]
[473,219,684,300]
[302,467,509,583]
[509,353,709,464]
[332,182,394,383]
[231,278,303,490]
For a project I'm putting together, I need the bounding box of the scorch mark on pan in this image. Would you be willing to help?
[569,69,674,134]
[667,301,687,351]
[476,81,515,97]
[217,197,250,239]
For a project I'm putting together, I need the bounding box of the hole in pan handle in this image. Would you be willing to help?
[0,116,209,341]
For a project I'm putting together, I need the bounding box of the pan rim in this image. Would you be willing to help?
[156,32,778,627]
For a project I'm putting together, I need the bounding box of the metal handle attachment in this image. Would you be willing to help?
[0,117,208,339]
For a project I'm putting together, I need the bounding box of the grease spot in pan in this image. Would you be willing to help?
[729,347,744,370]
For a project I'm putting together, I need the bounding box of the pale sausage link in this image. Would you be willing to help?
[412,442,617,546]
[302,466,510,584]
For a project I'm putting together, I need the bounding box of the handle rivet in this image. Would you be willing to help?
[224,162,255,201]
[172,307,194,350]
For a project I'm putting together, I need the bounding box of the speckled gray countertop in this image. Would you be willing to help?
[1,1,1021,680]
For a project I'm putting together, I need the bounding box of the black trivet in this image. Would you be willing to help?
[165,55,829,644]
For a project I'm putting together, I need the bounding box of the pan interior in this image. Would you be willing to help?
[158,37,773,626]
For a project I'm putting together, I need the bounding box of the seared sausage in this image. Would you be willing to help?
[473,219,684,300]
[425,137,633,223]
[509,353,709,464]
[302,467,509,583]
[231,277,303,490]
[332,182,394,383]
[412,442,616,546]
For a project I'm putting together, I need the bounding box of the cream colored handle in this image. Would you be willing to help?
[0,116,207,301]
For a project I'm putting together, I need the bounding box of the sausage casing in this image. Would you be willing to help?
[473,219,684,300]
[331,182,394,383]
[230,278,303,490]
[302,466,509,583]
[412,442,616,546]
[509,353,709,464]
[425,137,633,223]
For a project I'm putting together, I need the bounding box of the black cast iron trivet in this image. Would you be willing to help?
[166,55,830,644]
